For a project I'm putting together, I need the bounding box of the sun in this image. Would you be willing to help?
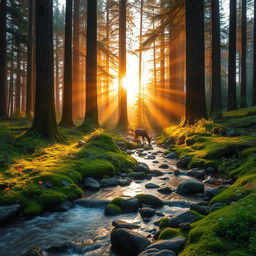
[122,75,139,102]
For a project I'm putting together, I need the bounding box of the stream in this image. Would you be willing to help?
[0,141,216,256]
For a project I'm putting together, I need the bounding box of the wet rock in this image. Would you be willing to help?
[157,187,172,195]
[139,249,176,256]
[136,194,164,208]
[176,155,192,169]
[174,170,181,176]
[168,211,202,228]
[152,161,160,164]
[105,204,122,215]
[134,162,150,173]
[145,183,160,189]
[177,180,204,196]
[0,204,20,224]
[112,220,140,229]
[126,172,147,180]
[186,168,206,179]
[210,203,225,212]
[84,177,101,190]
[190,203,210,215]
[54,201,73,212]
[138,248,160,256]
[206,167,216,175]
[74,199,110,208]
[205,187,219,199]
[61,180,71,186]
[222,179,234,185]
[145,237,185,253]
[139,207,156,218]
[46,243,83,254]
[146,155,156,160]
[23,248,48,256]
[100,177,120,187]
[120,198,140,213]
[111,228,150,256]
[159,164,169,169]
[119,178,131,186]
[203,177,217,185]
[156,212,165,217]
[165,152,178,159]
[159,177,169,181]
[151,170,164,177]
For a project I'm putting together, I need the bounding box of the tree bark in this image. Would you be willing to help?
[227,0,237,110]
[210,0,222,118]
[185,0,207,124]
[60,0,74,127]
[253,0,256,105]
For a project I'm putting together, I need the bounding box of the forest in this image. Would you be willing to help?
[0,0,256,255]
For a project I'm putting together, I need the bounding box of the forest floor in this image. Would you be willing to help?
[159,107,256,256]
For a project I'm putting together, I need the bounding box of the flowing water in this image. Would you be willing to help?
[0,142,215,256]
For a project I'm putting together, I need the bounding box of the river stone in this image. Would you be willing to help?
[145,237,185,253]
[54,200,73,212]
[84,177,101,190]
[138,248,160,256]
[176,155,192,169]
[168,211,201,228]
[190,203,210,215]
[206,167,216,175]
[23,248,48,256]
[100,177,120,187]
[151,170,164,177]
[146,155,156,160]
[139,249,176,256]
[105,204,122,215]
[203,177,217,184]
[0,204,20,224]
[177,180,204,195]
[205,187,219,199]
[157,187,172,195]
[134,162,150,173]
[136,194,164,208]
[145,183,160,189]
[126,172,147,180]
[119,178,131,186]
[139,207,156,218]
[165,152,178,159]
[210,202,225,212]
[152,161,160,164]
[111,228,150,256]
[120,198,140,213]
[186,168,206,179]
[112,220,140,229]
[159,164,169,169]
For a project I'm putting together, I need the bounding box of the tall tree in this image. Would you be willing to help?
[59,0,74,127]
[185,0,207,124]
[116,0,128,130]
[30,0,64,141]
[253,0,256,106]
[240,0,247,107]
[26,0,36,117]
[0,0,8,118]
[210,0,222,118]
[227,0,237,110]
[82,0,99,128]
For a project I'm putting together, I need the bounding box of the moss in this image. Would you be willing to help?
[23,201,43,217]
[38,191,67,210]
[106,203,122,214]
[158,228,183,240]
[159,217,170,228]
[111,197,124,207]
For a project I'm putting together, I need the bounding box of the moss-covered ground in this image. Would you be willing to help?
[0,119,136,217]
[159,107,256,256]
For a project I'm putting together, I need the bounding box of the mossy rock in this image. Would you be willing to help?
[159,217,170,228]
[158,228,183,240]
[111,197,124,207]
[105,203,122,215]
[38,191,67,210]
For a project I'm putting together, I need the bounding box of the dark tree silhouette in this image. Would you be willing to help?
[185,0,207,124]
[0,0,8,118]
[210,0,222,118]
[82,0,99,128]
[30,0,64,141]
[253,0,256,106]
[227,0,237,110]
[59,0,74,127]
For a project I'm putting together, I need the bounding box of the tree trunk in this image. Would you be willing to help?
[227,0,237,110]
[0,0,8,118]
[30,0,64,141]
[16,45,21,115]
[240,0,247,108]
[60,0,74,127]
[253,0,256,105]
[105,0,110,113]
[26,0,36,117]
[82,0,99,128]
[55,35,60,115]
[185,0,207,124]
[116,0,128,130]
[210,0,222,118]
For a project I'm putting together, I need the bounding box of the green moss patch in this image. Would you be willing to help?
[159,228,183,240]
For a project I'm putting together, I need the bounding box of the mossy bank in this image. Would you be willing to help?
[0,119,136,217]
[159,107,256,256]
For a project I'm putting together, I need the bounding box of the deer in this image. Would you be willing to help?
[134,128,151,145]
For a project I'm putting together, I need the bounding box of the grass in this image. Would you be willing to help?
[159,107,256,256]
[0,119,136,217]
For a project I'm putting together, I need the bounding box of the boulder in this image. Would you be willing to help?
[112,220,140,229]
[0,204,20,224]
[203,177,217,185]
[145,183,160,189]
[139,207,156,218]
[84,177,101,190]
[111,228,150,256]
[139,249,176,256]
[134,162,150,173]
[119,178,131,186]
[159,164,169,169]
[138,248,160,256]
[151,170,164,177]
[126,172,147,180]
[205,187,219,199]
[136,194,164,208]
[168,211,202,228]
[177,180,204,196]
[176,155,192,169]
[165,152,178,159]
[145,237,185,253]
[120,198,140,213]
[186,168,206,179]
[190,203,210,215]
[54,201,73,212]
[157,187,172,195]
[105,203,122,215]
[23,248,48,256]
[100,177,120,187]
